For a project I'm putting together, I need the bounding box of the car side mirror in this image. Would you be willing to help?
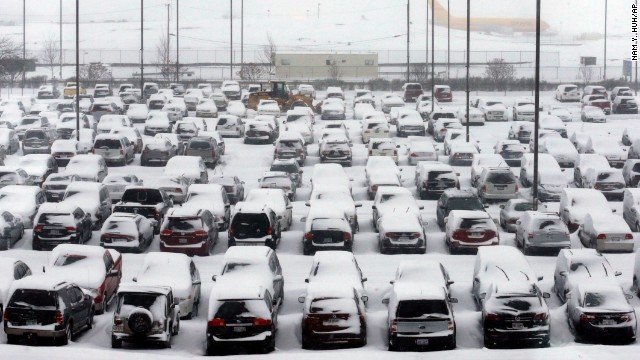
[305,201,310,207]
[626,293,634,300]
[389,280,395,285]
[499,205,505,209]
[42,266,46,273]
[447,280,455,286]
[211,275,217,281]
[615,271,622,276]
[612,209,617,213]
[543,292,551,299]
[304,278,309,283]
[449,297,458,304]
[277,215,282,220]
[361,295,368,302]
[298,296,305,303]
[355,202,362,208]
[419,206,424,210]
[274,275,283,281]
[444,218,449,224]
[132,277,137,282]
[558,271,567,277]
[362,278,368,283]
[174,304,180,314]
[382,298,390,305]
[537,276,543,281]
[479,293,486,300]
[108,269,119,277]
[192,280,201,286]
[371,205,377,210]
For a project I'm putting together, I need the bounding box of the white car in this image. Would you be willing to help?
[407,139,437,164]
[368,138,399,164]
[445,210,499,254]
[539,115,567,137]
[519,153,567,202]
[584,135,628,168]
[226,101,246,118]
[470,154,508,186]
[578,213,634,253]
[396,110,425,137]
[257,99,281,117]
[554,249,621,302]
[476,98,507,121]
[361,117,390,144]
[555,84,580,102]
[512,98,536,121]
[164,156,208,184]
[214,115,244,138]
[371,186,423,229]
[548,106,572,122]
[456,107,484,125]
[184,183,231,230]
[354,102,375,120]
[581,105,606,123]
[433,118,463,142]
[320,99,346,120]
[380,94,405,114]
[245,188,293,231]
[102,174,142,203]
[126,103,149,123]
[306,184,360,233]
[559,188,612,233]
[144,113,172,135]
[443,129,479,155]
[195,99,218,118]
[97,115,130,134]
[540,137,579,168]
[283,114,313,144]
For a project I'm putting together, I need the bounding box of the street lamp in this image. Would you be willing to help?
[533,0,541,209]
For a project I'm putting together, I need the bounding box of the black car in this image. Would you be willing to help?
[113,186,173,234]
[32,204,93,251]
[4,277,94,345]
[436,189,486,229]
[482,282,551,348]
[228,202,281,249]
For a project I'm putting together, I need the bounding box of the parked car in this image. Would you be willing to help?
[368,138,400,164]
[4,277,94,345]
[471,154,509,187]
[164,156,208,184]
[584,135,628,168]
[0,211,23,250]
[62,182,111,229]
[304,250,367,301]
[581,168,625,201]
[623,188,640,231]
[140,138,175,166]
[377,213,426,254]
[612,95,638,114]
[183,184,231,230]
[32,202,92,250]
[436,188,485,229]
[559,188,613,233]
[303,206,353,255]
[361,116,390,144]
[371,186,422,229]
[445,210,499,254]
[407,139,437,165]
[581,105,606,122]
[574,154,611,187]
[42,174,81,202]
[554,249,621,302]
[50,139,78,166]
[144,112,172,135]
[110,283,180,348]
[210,175,245,205]
[126,103,149,123]
[319,134,352,166]
[396,110,425,137]
[476,167,518,203]
[184,135,220,169]
[512,98,536,121]
[245,188,292,231]
[244,121,275,144]
[566,283,636,343]
[519,153,567,202]
[228,202,281,249]
[102,174,142,203]
[18,154,58,186]
[499,199,546,233]
[415,162,459,200]
[577,213,634,253]
[556,84,580,102]
[92,134,135,166]
[112,186,172,233]
[494,139,525,167]
[475,98,507,121]
[508,121,534,144]
[449,143,479,167]
[64,154,108,182]
[540,137,578,168]
[515,211,570,255]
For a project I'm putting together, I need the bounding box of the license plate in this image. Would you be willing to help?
[49,230,62,235]
[397,236,411,242]
[469,232,484,238]
[495,186,505,190]
[324,318,340,325]
[26,319,36,326]
[602,319,616,325]
[179,238,188,244]
[416,339,429,345]
[323,237,333,243]
[233,326,246,333]
[512,322,524,330]
[609,236,622,242]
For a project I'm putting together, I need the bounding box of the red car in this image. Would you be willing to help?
[45,244,122,314]
[434,85,453,102]
[402,83,423,102]
[160,208,218,256]
[582,94,611,115]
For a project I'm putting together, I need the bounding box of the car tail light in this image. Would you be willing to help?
[194,230,207,237]
[207,318,226,327]
[3,310,8,322]
[113,316,123,325]
[282,186,290,190]
[528,233,534,239]
[594,183,601,190]
[161,229,173,236]
[34,225,44,232]
[393,150,398,155]
[597,234,607,240]
[580,313,595,324]
[304,232,313,240]
[92,149,95,154]
[626,234,634,240]
[343,232,352,241]
[55,311,64,325]
[482,185,487,192]
[485,313,500,321]
[143,148,149,154]
[120,149,124,155]
[448,321,454,331]
[390,320,398,332]
[154,211,161,220]
[410,152,418,157]
[452,229,467,240]
[368,150,372,155]
[484,230,497,240]
[252,318,272,327]
[534,312,549,321]
[212,149,216,156]
[620,312,635,322]
[371,185,378,192]
[66,227,76,232]
[267,227,272,235]
[173,188,183,193]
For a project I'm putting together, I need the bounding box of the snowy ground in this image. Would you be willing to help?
[1,89,640,359]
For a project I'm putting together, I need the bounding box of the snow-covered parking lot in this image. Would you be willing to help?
[1,89,640,359]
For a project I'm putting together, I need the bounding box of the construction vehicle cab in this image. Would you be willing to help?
[248,81,318,113]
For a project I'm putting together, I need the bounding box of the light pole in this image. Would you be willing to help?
[241,0,244,69]
[176,0,179,83]
[60,0,62,81]
[430,0,435,113]
[75,0,79,141]
[604,0,607,80]
[426,0,428,85]
[140,0,144,100]
[465,0,470,142]
[533,0,541,209]
[406,0,410,82]
[230,0,233,79]
[22,0,25,95]
[447,0,450,79]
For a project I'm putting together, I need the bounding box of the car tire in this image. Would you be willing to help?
[164,330,172,349]
[61,322,73,345]
[87,309,94,329]
[6,334,19,345]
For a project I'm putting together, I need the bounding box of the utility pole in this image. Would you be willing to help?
[465,0,470,142]
[604,0,607,80]
[637,0,638,95]
[59,0,62,81]
[176,0,179,83]
[318,3,320,19]
[22,0,25,95]
[533,0,541,209]
[426,0,428,85]
[75,0,79,141]
[430,0,435,113]
[447,0,450,79]
[140,0,144,101]
[166,4,170,76]
[230,0,233,79]
[406,0,410,82]
[241,0,244,69]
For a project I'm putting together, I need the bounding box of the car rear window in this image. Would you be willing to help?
[428,171,454,181]
[38,213,74,226]
[215,300,269,320]
[188,141,212,150]
[433,112,455,120]
[25,130,46,140]
[406,84,422,90]
[487,172,516,184]
[166,217,202,231]
[0,173,18,184]
[277,140,302,149]
[372,141,395,150]
[92,104,112,112]
[94,139,122,149]
[104,219,138,235]
[447,197,484,211]
[533,219,565,230]
[53,254,87,266]
[310,298,357,314]
[565,86,577,92]
[514,203,534,211]
[633,163,640,172]
[177,124,197,133]
[231,213,270,236]
[397,300,449,317]
[121,189,163,204]
[9,289,57,310]
[20,118,39,125]
[459,218,492,229]
[270,164,296,173]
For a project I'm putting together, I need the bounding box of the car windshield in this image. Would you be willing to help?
[583,290,626,308]
[53,254,87,266]
[428,171,455,180]
[447,197,483,211]
[94,139,121,149]
[534,219,565,230]
[92,104,111,112]
[380,193,414,204]
[214,300,267,319]
[104,219,137,234]
[406,84,422,90]
[177,124,197,133]
[486,102,502,106]
[20,118,39,125]
[261,176,290,187]
[9,289,56,310]
[397,300,449,317]
[310,298,357,314]
[514,202,534,211]
[167,217,202,231]
[597,172,624,183]
[25,131,45,140]
[121,189,163,204]
[278,140,301,149]
[372,141,395,150]
[119,293,163,311]
[565,86,577,92]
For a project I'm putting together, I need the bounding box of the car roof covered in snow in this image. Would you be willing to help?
[393,282,446,301]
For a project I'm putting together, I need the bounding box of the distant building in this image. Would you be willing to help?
[275,53,378,80]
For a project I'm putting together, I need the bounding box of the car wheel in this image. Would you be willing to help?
[87,308,94,329]
[62,322,73,345]
[634,277,639,296]
[164,329,172,348]
[522,241,529,256]
[6,334,20,345]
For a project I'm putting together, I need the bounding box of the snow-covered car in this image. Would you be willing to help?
[396,110,425,137]
[475,167,519,203]
[257,99,281,117]
[311,163,352,194]
[628,138,640,160]
[427,108,457,133]
[42,173,81,202]
[140,138,175,166]
[142,175,189,205]
[0,211,24,250]
[368,138,400,164]
[304,250,367,301]
[519,153,567,202]
[540,137,578,168]
[0,128,19,154]
[371,186,423,228]
[100,212,154,253]
[494,139,526,167]
[555,84,580,102]
[213,115,244,138]
[126,103,149,123]
[161,104,185,123]
[354,102,375,120]
[306,183,360,233]
[583,135,628,168]
[515,211,570,255]
[195,99,218,118]
[499,199,546,232]
[320,99,346,120]
[582,94,612,115]
[144,112,172,136]
[582,168,625,201]
[164,156,208,184]
[456,107,484,125]
[65,153,108,182]
[476,98,507,121]
[50,139,78,166]
[283,116,312,145]
[559,188,613,233]
[15,115,51,139]
[449,142,479,166]
[245,188,292,231]
[62,181,112,229]
[361,116,390,144]
[581,105,606,123]
[70,128,96,153]
[548,106,572,122]
[407,139,437,164]
[554,248,621,302]
[0,257,31,315]
[0,167,31,188]
[613,95,639,114]
[443,129,480,155]
[244,120,275,144]
[415,161,459,200]
[102,174,142,203]
[623,160,640,187]
[508,121,534,144]
[380,94,404,114]
[445,210,499,254]
[273,131,307,165]
[433,117,463,142]
[577,213,634,253]
[183,183,230,230]
[45,244,122,314]
[18,154,58,186]
[540,115,567,138]
[367,171,401,200]
[110,283,180,348]
[390,107,413,126]
[512,97,536,121]
[566,283,636,344]
[298,84,317,99]
[92,133,135,166]
[97,114,130,134]
[208,92,228,111]
[573,153,611,187]
[112,186,173,234]
[377,212,426,254]
[622,127,640,147]
[299,282,367,350]
[0,185,44,228]
[302,206,353,255]
[470,154,509,187]
[110,126,143,153]
[259,171,296,201]
[319,133,352,166]
[226,100,246,118]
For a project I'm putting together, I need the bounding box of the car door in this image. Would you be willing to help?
[103,252,118,297]
[67,286,88,330]
[555,258,568,299]
[269,255,284,304]
[189,261,201,305]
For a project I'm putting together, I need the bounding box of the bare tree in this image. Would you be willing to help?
[578,64,593,86]
[328,59,342,80]
[155,32,188,82]
[0,37,23,92]
[237,63,265,81]
[410,63,428,83]
[484,58,516,94]
[40,34,59,81]
[259,33,277,77]
[80,62,112,82]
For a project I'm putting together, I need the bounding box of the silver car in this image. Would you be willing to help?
[476,167,518,203]
[92,134,135,166]
[102,174,143,203]
[515,211,570,255]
